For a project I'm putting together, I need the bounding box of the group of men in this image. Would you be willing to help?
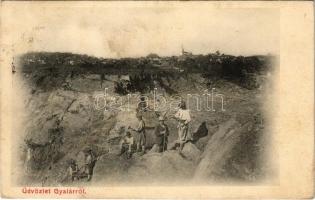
[66,101,192,181]
[119,101,191,158]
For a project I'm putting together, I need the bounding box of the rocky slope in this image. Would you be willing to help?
[14,52,274,186]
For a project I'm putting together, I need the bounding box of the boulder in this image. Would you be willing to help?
[193,117,253,181]
[181,142,201,162]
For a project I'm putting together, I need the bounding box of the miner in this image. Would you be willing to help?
[154,116,169,152]
[174,101,191,152]
[119,131,134,159]
[129,114,146,153]
[84,148,96,181]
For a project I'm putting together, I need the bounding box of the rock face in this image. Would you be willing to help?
[16,52,270,185]
[193,117,254,181]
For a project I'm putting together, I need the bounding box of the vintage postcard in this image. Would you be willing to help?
[0,1,314,199]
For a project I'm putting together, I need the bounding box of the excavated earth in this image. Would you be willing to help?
[13,52,275,186]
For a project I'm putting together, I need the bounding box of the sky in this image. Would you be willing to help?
[2,2,280,58]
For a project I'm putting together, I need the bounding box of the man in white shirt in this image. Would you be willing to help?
[174,101,191,152]
[120,131,134,159]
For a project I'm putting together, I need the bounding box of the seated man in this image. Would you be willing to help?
[119,131,134,159]
[154,116,169,152]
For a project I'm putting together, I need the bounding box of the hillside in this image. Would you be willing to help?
[14,52,275,186]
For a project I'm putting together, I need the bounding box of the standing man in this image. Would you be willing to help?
[154,116,169,152]
[174,101,191,152]
[84,148,96,181]
[129,114,146,153]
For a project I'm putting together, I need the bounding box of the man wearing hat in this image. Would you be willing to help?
[154,116,169,152]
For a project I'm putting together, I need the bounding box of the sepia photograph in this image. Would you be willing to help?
[0,1,313,199]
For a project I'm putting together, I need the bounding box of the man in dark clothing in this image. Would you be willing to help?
[154,116,169,152]
[84,148,96,181]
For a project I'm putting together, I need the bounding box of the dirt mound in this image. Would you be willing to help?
[92,149,198,185]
